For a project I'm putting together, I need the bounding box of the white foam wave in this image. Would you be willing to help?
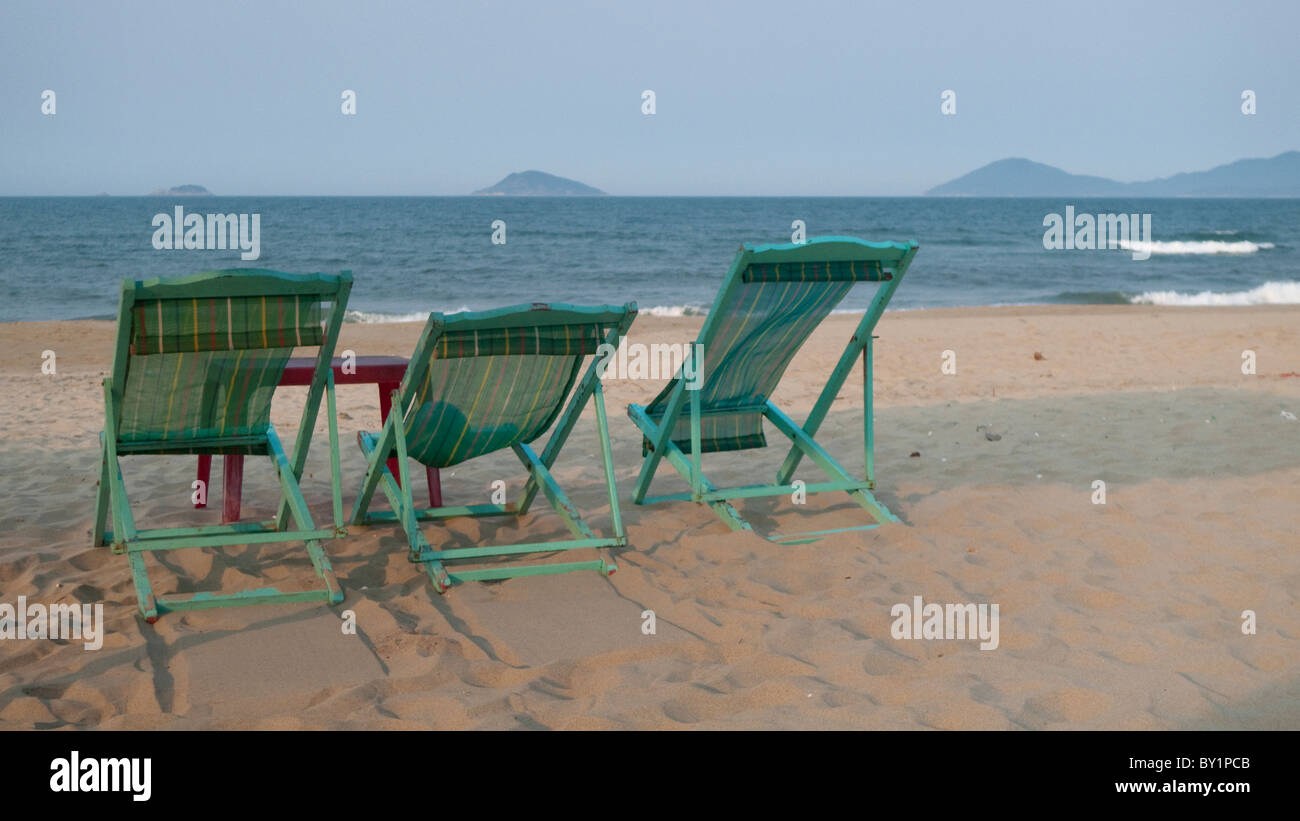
[1130,280,1300,306]
[344,308,459,323]
[1119,239,1275,255]
[640,305,708,317]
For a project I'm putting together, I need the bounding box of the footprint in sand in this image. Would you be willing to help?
[1018,687,1112,726]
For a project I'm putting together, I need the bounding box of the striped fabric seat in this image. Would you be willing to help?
[628,237,918,541]
[131,295,323,354]
[350,302,637,594]
[644,274,856,454]
[398,320,606,468]
[742,259,891,283]
[95,269,353,622]
[118,349,292,449]
[117,295,326,451]
[429,323,604,358]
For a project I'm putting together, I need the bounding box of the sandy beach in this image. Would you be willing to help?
[1,304,1298,730]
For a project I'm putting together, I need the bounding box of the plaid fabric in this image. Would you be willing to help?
[742,259,890,283]
[433,323,604,359]
[645,277,856,454]
[131,295,323,354]
[117,348,291,449]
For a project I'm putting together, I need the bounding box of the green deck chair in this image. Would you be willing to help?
[628,236,917,542]
[350,302,637,591]
[93,269,353,622]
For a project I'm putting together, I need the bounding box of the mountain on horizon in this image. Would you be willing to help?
[473,170,605,196]
[927,151,1300,197]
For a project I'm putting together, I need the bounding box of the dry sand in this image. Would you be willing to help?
[1,305,1298,729]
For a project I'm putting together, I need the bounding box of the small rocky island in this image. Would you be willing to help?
[150,184,212,195]
[473,170,605,196]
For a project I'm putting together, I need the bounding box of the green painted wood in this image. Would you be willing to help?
[627,236,916,540]
[128,269,352,301]
[864,339,875,486]
[325,369,345,534]
[275,271,351,529]
[762,401,899,524]
[517,308,638,513]
[102,380,138,546]
[643,478,874,503]
[351,302,637,591]
[157,587,335,614]
[118,520,282,539]
[592,381,626,542]
[92,433,110,547]
[775,244,915,483]
[627,403,751,532]
[125,528,338,551]
[630,247,753,500]
[362,503,513,521]
[266,423,317,531]
[97,269,352,621]
[512,442,594,540]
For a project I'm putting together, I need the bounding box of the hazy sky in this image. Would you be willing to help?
[2,0,1297,195]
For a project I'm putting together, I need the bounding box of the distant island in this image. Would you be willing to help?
[150,184,212,196]
[473,170,605,196]
[927,151,1300,197]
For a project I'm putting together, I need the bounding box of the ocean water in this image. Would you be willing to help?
[0,196,1296,323]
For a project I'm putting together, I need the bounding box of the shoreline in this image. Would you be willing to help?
[10,303,1297,410]
[15,300,1300,327]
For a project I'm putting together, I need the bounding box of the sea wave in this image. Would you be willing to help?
[344,308,457,323]
[346,304,709,322]
[1118,239,1275,255]
[1130,280,1300,306]
[640,305,708,317]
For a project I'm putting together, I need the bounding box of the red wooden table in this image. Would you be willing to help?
[195,355,442,523]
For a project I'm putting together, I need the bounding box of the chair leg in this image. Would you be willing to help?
[304,538,343,603]
[627,402,752,532]
[267,425,343,604]
[421,557,452,593]
[126,551,159,623]
[93,435,110,547]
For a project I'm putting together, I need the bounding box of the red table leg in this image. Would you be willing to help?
[195,454,212,508]
[427,466,442,507]
[190,358,441,524]
[377,381,441,507]
[377,382,403,490]
[222,454,244,524]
